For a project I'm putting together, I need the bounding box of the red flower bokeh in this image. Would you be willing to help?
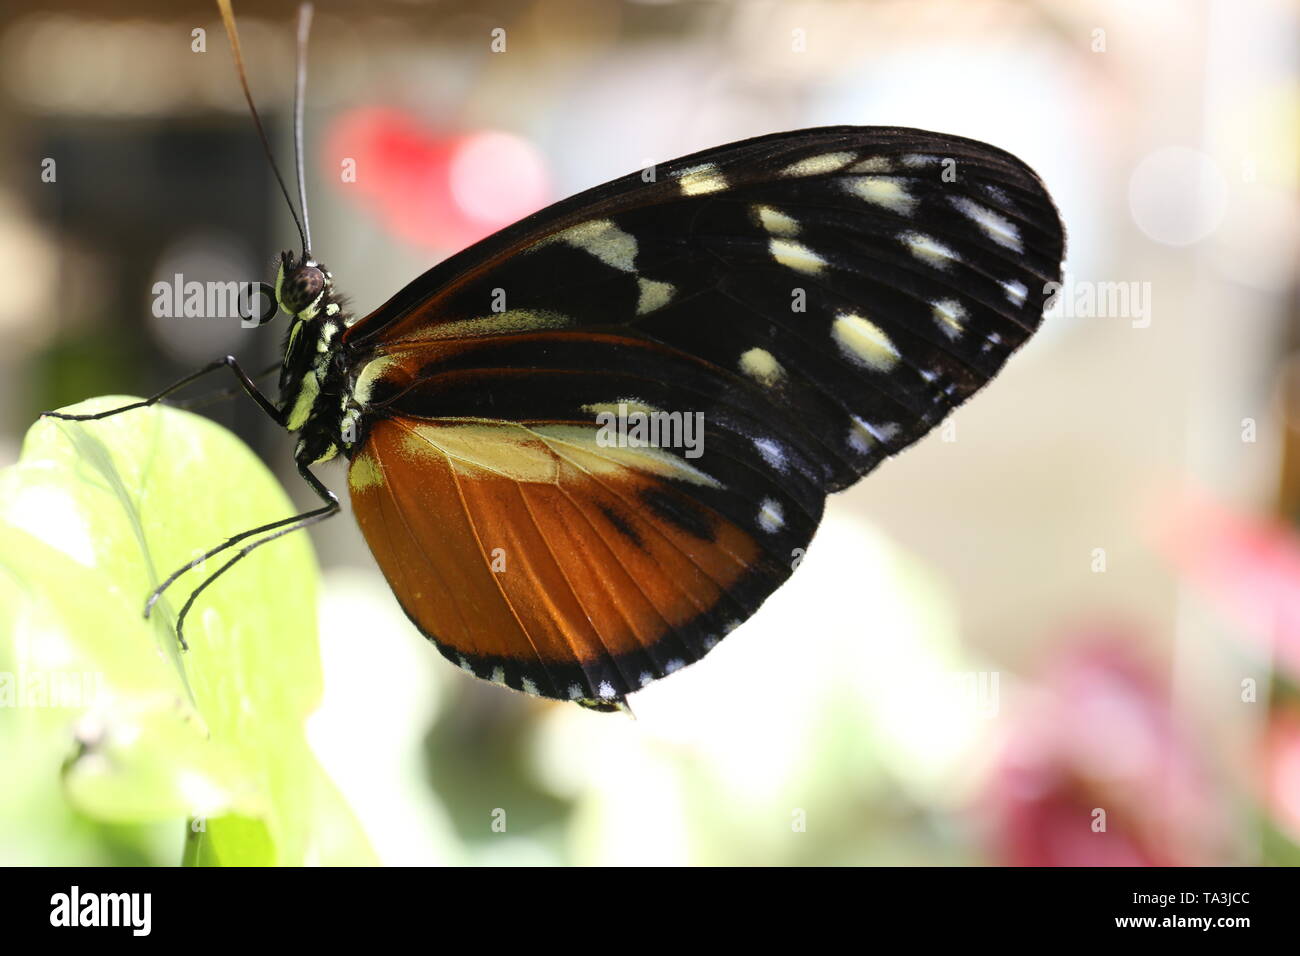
[323,107,551,252]
[987,640,1229,866]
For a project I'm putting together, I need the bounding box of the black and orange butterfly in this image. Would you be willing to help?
[48,2,1064,712]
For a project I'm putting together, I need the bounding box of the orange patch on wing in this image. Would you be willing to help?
[348,418,759,677]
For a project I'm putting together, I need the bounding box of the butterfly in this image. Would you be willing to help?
[47,1,1065,712]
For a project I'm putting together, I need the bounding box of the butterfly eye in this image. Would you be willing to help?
[280,265,327,316]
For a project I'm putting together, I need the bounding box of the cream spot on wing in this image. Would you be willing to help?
[490,667,506,685]
[567,683,583,700]
[532,424,721,488]
[677,163,728,195]
[407,309,571,342]
[758,498,784,533]
[754,204,800,237]
[847,416,901,455]
[636,277,675,315]
[1002,279,1028,306]
[843,176,917,214]
[396,419,721,488]
[931,298,966,338]
[459,657,475,674]
[352,355,400,406]
[780,151,854,177]
[598,681,616,699]
[348,448,384,492]
[521,678,540,696]
[832,313,899,371]
[639,671,654,688]
[665,659,685,674]
[900,231,960,270]
[848,156,892,173]
[950,195,1023,251]
[769,237,826,274]
[536,218,639,272]
[739,347,785,386]
[581,398,664,419]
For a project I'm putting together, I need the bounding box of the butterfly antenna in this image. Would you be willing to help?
[216,0,309,256]
[293,2,315,256]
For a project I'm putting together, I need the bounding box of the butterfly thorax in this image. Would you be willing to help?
[274,253,354,465]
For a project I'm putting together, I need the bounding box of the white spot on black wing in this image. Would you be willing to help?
[931,299,967,339]
[753,436,787,472]
[843,176,917,215]
[900,231,961,270]
[950,195,1023,251]
[758,498,784,533]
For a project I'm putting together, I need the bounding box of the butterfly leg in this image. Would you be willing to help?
[168,360,280,412]
[42,354,284,426]
[146,461,339,650]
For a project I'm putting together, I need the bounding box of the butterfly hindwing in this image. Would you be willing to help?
[341,126,1065,706]
[349,416,793,706]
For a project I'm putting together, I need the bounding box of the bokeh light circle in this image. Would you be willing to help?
[1127,146,1228,246]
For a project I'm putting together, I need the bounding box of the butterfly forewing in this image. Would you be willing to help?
[341,126,1065,708]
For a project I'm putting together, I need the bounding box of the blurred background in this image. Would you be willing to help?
[1,0,1298,865]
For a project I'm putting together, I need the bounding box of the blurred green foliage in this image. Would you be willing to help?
[0,397,374,865]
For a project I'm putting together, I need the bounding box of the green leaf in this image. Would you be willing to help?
[0,396,376,865]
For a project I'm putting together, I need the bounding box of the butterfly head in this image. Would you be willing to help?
[276,251,333,320]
